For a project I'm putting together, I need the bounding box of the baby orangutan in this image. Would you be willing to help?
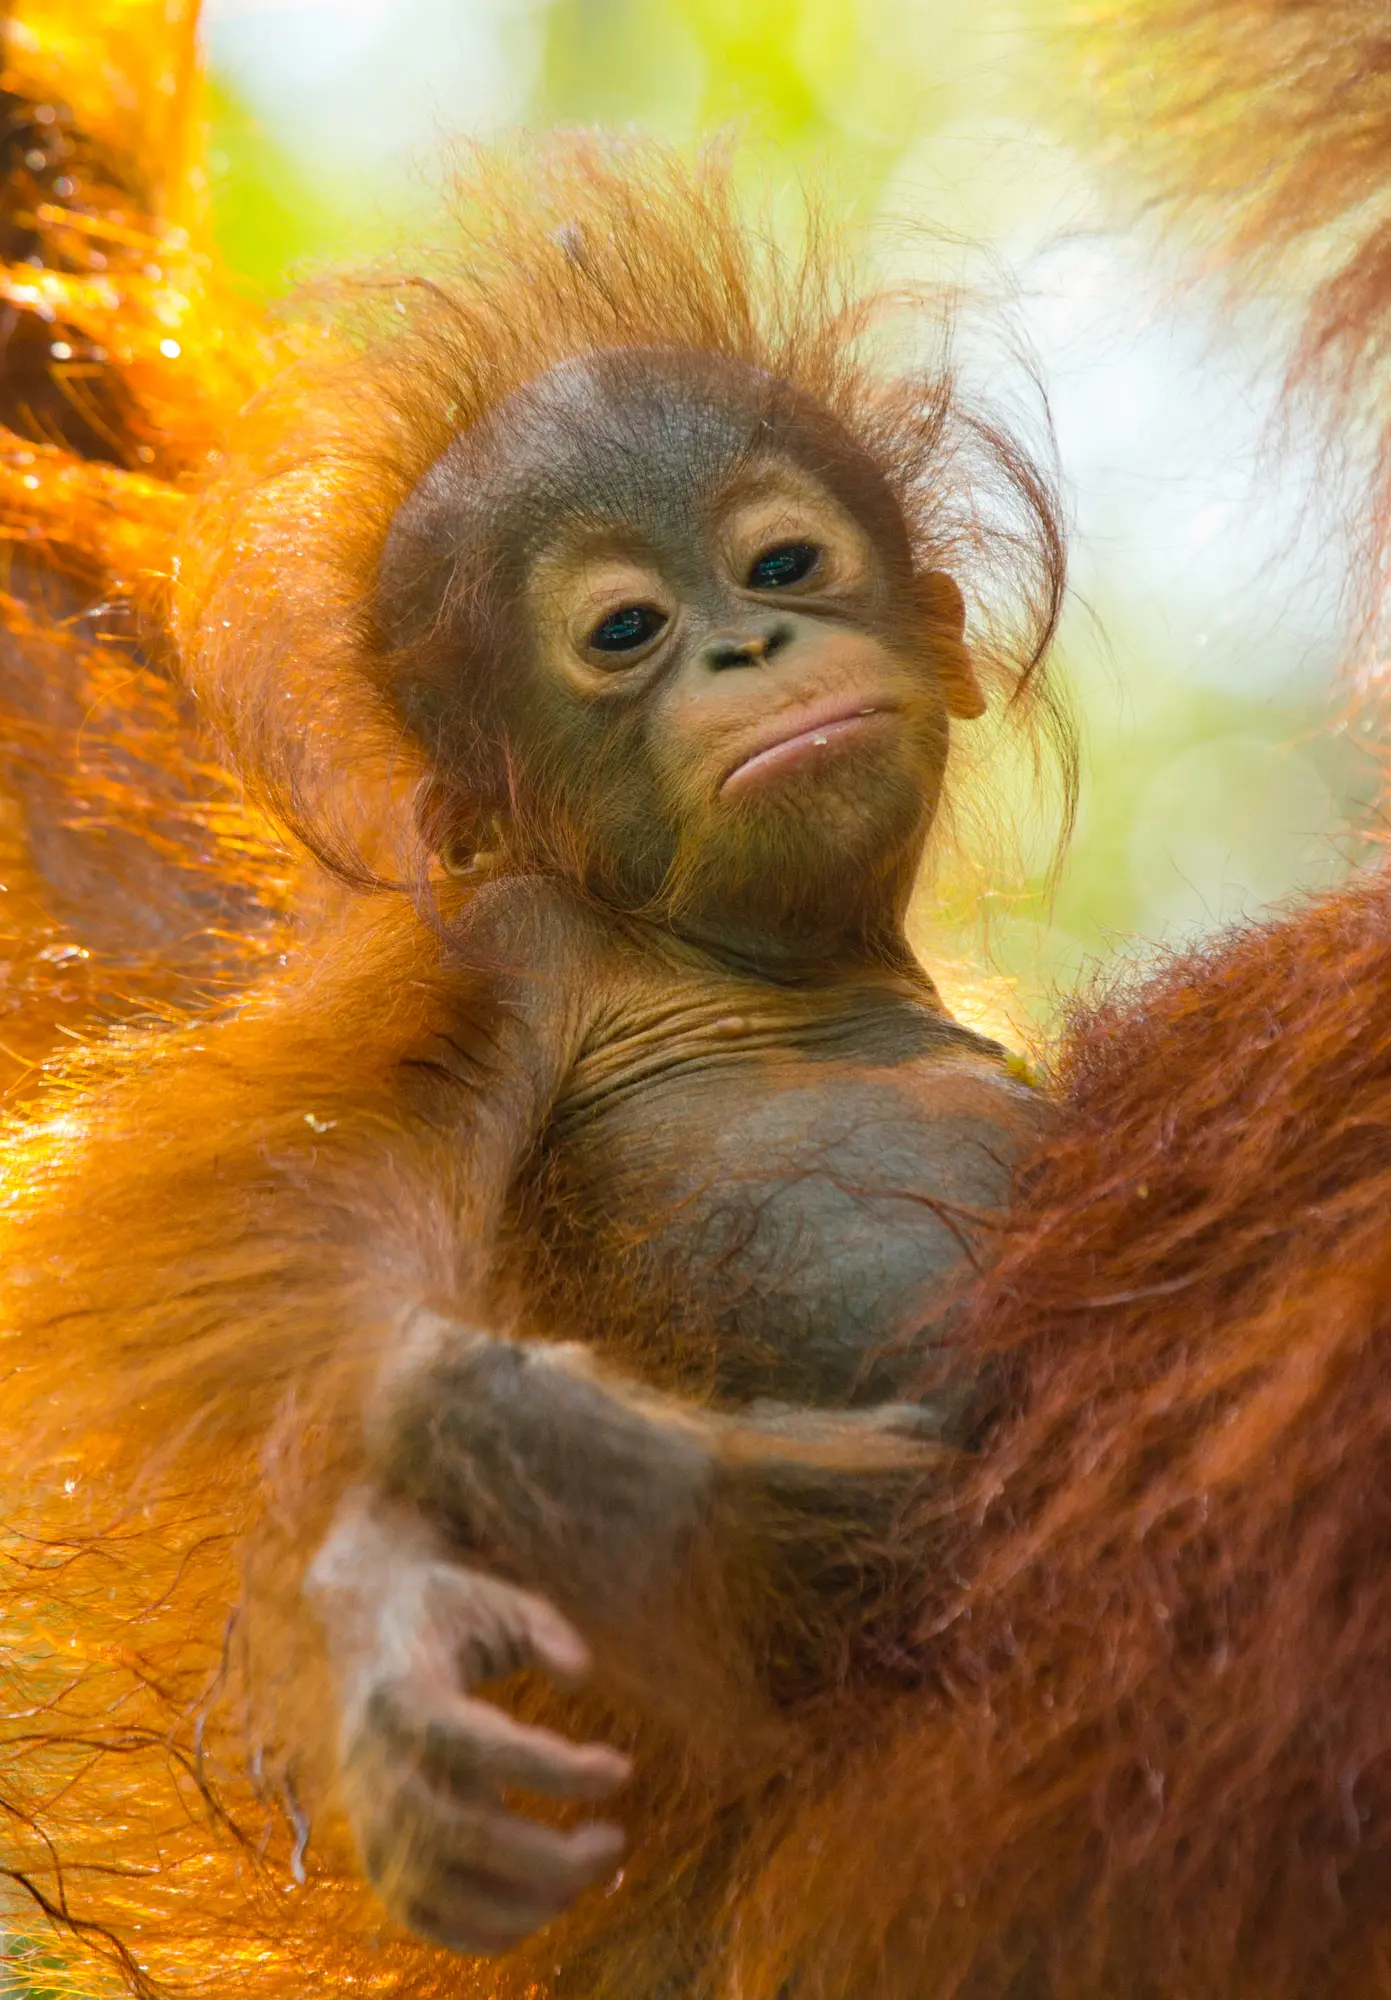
[0,144,1068,2000]
[302,342,1049,1957]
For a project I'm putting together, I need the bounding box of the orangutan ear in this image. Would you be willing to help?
[916,569,986,721]
[417,776,494,878]
[438,810,509,879]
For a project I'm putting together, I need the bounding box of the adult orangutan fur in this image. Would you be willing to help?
[3,7,1391,2000]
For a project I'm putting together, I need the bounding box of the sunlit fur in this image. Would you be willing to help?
[0,0,289,1092]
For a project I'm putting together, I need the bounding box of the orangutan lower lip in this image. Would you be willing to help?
[721,701,897,794]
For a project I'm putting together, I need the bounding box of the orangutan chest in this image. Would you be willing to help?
[510,1037,1037,1413]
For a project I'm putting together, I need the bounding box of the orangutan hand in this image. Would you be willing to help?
[308,1493,631,1955]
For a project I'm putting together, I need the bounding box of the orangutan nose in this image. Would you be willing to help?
[702,618,795,672]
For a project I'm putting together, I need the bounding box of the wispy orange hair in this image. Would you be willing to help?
[175,134,1075,880]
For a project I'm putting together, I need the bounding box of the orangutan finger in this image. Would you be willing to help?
[402,1877,567,1957]
[366,1774,624,1908]
[437,1571,595,1690]
[418,1697,632,1800]
[441,1800,626,1897]
[362,1673,631,1802]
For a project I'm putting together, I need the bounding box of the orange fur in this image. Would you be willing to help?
[0,0,290,1091]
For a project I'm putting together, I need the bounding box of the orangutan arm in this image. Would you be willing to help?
[313,1318,945,1954]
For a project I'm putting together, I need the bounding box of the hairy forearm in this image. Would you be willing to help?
[371,1327,948,1653]
[373,1328,719,1617]
[0,921,558,1482]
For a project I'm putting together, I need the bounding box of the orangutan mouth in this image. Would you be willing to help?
[720,700,898,794]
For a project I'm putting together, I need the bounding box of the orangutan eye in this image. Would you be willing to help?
[747,541,819,590]
[588,604,667,654]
